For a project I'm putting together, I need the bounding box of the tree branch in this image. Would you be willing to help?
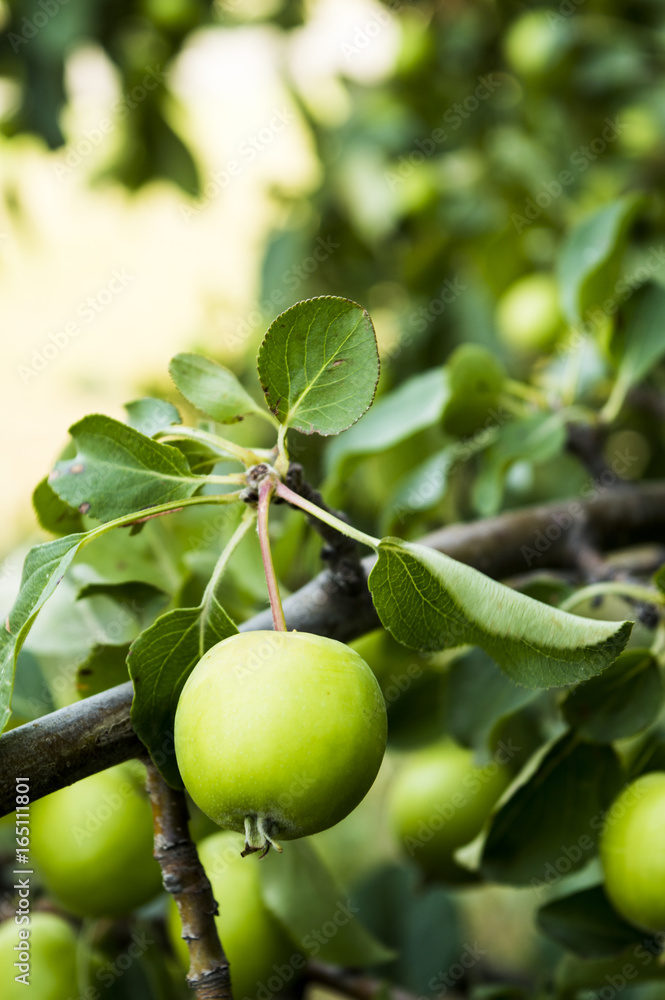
[145,762,232,999]
[304,960,464,1000]
[2,481,665,815]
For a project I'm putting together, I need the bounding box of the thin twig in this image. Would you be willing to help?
[145,762,233,1000]
[305,960,464,1000]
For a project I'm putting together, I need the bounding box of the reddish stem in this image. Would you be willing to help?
[257,478,287,631]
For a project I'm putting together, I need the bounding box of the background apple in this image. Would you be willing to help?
[389,738,510,880]
[0,912,78,1000]
[167,830,299,999]
[600,772,665,932]
[31,762,162,917]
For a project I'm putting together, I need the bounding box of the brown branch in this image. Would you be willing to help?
[305,960,464,1000]
[2,481,665,815]
[145,762,233,1000]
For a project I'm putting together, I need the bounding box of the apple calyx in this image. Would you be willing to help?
[241,814,284,859]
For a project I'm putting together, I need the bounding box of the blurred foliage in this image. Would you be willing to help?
[4,2,665,999]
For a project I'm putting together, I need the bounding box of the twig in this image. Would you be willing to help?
[3,482,665,814]
[145,762,232,1000]
[305,960,464,1000]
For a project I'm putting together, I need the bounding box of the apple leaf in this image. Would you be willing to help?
[557,193,644,324]
[259,839,394,966]
[32,476,85,536]
[128,598,238,787]
[368,539,633,689]
[169,353,267,424]
[604,281,665,419]
[76,643,132,697]
[350,863,462,994]
[0,533,88,732]
[538,884,646,959]
[10,649,55,722]
[382,445,458,532]
[562,648,663,743]
[325,368,450,477]
[49,415,204,523]
[257,296,379,436]
[480,732,622,885]
[124,397,182,436]
[471,412,568,518]
[442,648,539,752]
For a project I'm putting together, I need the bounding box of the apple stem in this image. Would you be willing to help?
[274,480,380,550]
[257,478,287,632]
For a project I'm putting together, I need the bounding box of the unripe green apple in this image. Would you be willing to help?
[174,630,387,854]
[389,739,510,880]
[167,831,298,999]
[600,772,665,932]
[496,274,563,351]
[31,762,162,917]
[503,11,567,77]
[442,344,506,437]
[0,912,78,1000]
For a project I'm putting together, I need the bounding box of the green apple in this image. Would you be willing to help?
[167,830,299,999]
[31,762,162,917]
[174,630,388,854]
[503,11,568,77]
[349,627,427,692]
[442,343,506,437]
[600,772,665,931]
[389,738,510,879]
[0,912,78,1000]
[496,274,563,351]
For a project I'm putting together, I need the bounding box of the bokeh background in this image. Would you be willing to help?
[2,0,664,555]
[2,3,665,995]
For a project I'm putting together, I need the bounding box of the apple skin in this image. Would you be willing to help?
[167,831,298,999]
[174,630,387,850]
[496,274,563,351]
[600,772,665,932]
[389,739,510,879]
[31,762,162,917]
[0,912,78,1000]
